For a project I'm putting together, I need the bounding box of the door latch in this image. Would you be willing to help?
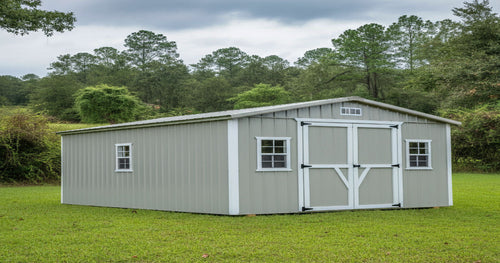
[353,164,361,168]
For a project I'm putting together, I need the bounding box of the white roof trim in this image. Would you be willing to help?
[57,96,461,135]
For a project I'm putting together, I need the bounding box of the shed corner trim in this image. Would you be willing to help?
[227,119,240,215]
[446,124,453,206]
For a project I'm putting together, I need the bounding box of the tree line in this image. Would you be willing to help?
[1,0,499,175]
[1,1,498,118]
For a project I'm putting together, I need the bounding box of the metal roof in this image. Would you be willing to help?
[58,96,461,135]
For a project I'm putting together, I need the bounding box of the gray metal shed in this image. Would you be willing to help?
[58,96,461,215]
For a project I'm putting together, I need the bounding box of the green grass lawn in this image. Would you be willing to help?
[1,173,498,262]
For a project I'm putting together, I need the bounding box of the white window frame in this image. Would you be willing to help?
[340,107,362,116]
[115,143,133,172]
[256,137,292,172]
[405,139,432,170]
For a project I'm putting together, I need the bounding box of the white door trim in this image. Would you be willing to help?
[296,118,402,126]
[297,119,403,211]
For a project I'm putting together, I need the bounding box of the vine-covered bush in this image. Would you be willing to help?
[0,111,60,183]
[441,103,500,172]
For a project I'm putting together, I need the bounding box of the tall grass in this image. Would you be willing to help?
[0,173,498,262]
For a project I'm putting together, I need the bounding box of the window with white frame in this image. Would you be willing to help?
[340,107,362,116]
[115,143,132,172]
[256,137,291,171]
[406,140,431,169]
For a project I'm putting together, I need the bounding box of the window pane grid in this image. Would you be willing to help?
[408,141,430,168]
[259,138,289,170]
[116,144,132,171]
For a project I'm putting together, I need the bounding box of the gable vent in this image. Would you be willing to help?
[340,107,362,116]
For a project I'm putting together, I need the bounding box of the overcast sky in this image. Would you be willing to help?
[1,0,499,77]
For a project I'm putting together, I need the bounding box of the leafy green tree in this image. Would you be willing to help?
[440,103,500,172]
[93,47,128,69]
[236,54,290,87]
[453,0,497,27]
[0,0,75,36]
[429,0,500,108]
[418,19,461,62]
[48,54,73,75]
[29,75,82,121]
[0,74,38,106]
[186,77,234,112]
[192,47,249,85]
[387,15,434,71]
[237,55,268,86]
[71,52,97,73]
[432,19,461,43]
[0,75,23,105]
[262,55,290,85]
[124,30,180,71]
[49,50,125,81]
[21,73,39,81]
[230,83,290,109]
[75,84,145,124]
[295,48,334,68]
[287,57,362,101]
[70,52,98,82]
[131,61,190,110]
[87,47,133,87]
[332,23,393,98]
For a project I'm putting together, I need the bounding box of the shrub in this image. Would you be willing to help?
[75,85,146,124]
[229,83,290,109]
[0,111,60,183]
[441,103,500,172]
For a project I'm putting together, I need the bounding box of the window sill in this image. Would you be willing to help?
[256,168,293,172]
[115,170,133,173]
[405,167,433,170]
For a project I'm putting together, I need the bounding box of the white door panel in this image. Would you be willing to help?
[300,121,402,211]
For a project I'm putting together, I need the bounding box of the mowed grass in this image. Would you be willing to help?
[0,173,498,262]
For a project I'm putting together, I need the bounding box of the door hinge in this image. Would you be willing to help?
[392,203,401,207]
[392,164,400,168]
[301,164,312,169]
[302,207,313,211]
[301,121,312,126]
[390,124,399,129]
[353,164,361,168]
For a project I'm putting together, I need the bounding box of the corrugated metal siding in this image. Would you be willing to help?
[402,123,449,207]
[238,102,449,214]
[258,102,434,123]
[62,120,229,214]
[62,101,451,214]
[238,117,299,214]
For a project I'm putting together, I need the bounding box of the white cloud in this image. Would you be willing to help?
[2,0,500,77]
[1,18,365,77]
[0,26,139,77]
[167,17,365,65]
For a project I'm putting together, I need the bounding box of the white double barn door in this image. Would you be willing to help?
[301,121,402,211]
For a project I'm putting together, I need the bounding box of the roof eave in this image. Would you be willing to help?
[57,96,461,135]
[231,96,461,126]
[57,115,232,135]
[351,97,462,126]
[230,97,354,119]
